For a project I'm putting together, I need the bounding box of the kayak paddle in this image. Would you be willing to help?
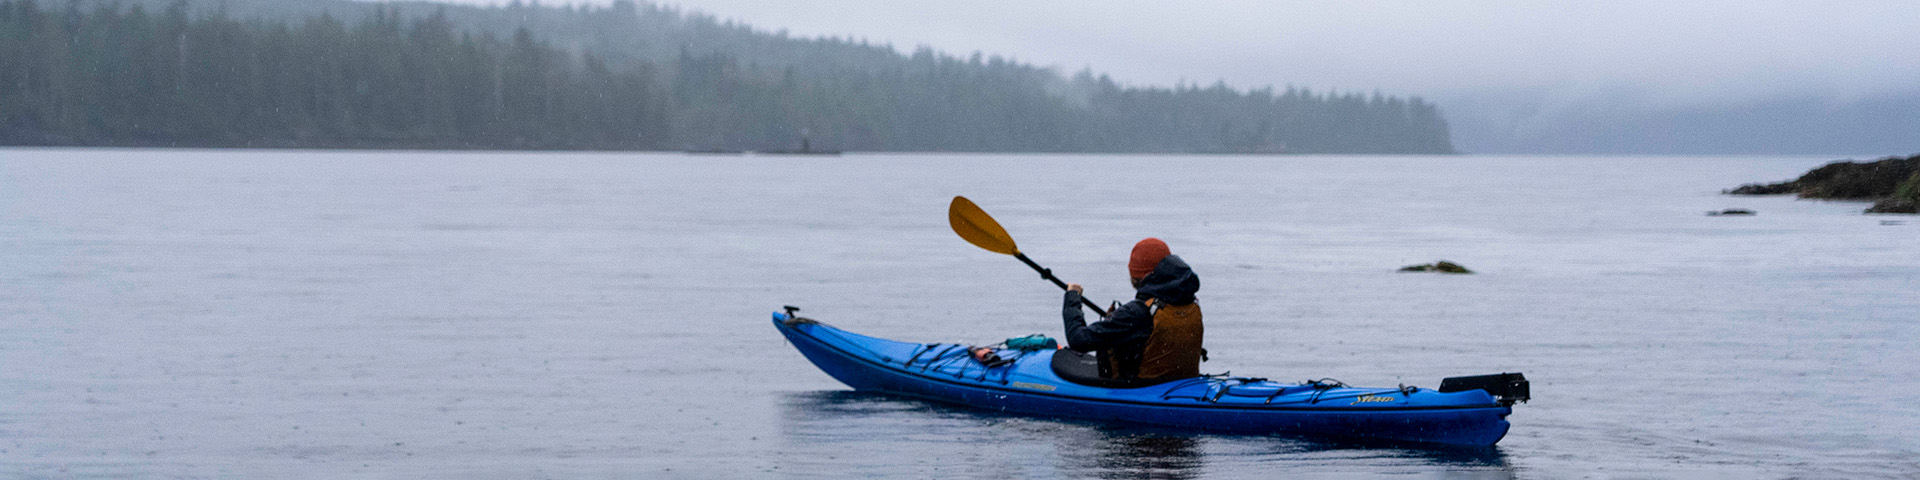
[948,196,1110,316]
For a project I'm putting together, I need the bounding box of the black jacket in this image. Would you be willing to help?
[1061,255,1200,376]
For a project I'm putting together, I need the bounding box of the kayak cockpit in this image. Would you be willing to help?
[1050,348,1191,388]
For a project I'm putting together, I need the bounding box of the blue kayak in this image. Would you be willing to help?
[773,309,1528,447]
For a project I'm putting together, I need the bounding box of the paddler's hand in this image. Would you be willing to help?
[1066,284,1083,294]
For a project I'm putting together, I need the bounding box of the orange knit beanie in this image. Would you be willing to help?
[1128,238,1170,280]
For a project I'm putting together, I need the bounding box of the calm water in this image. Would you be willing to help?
[2,149,1916,478]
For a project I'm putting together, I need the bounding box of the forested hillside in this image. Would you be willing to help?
[0,0,1454,153]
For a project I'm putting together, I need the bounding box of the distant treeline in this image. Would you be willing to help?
[0,0,1454,153]
[0,1,665,148]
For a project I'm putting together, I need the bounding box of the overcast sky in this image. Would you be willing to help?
[436,1,1920,105]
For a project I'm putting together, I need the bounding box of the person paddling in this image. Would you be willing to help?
[1062,238,1204,382]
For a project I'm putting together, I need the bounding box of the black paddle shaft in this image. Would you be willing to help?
[1014,252,1110,317]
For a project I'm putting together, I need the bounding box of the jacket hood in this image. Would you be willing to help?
[1136,254,1199,305]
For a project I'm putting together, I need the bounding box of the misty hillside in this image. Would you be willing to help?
[2,0,1452,153]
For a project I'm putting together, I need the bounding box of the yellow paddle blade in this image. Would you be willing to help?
[949,196,1019,255]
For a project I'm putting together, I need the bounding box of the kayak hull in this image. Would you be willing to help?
[774,313,1515,447]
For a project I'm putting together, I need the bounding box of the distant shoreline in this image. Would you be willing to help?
[0,0,1454,157]
[0,144,1477,156]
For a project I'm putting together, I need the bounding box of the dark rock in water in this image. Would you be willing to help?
[1725,154,1920,200]
[1865,171,1920,214]
[1869,198,1918,214]
[1724,182,1797,195]
[1399,261,1473,274]
[1707,209,1756,216]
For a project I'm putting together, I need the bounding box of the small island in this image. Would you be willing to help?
[1725,154,1920,213]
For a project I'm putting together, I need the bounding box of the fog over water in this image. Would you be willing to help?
[426,0,1920,154]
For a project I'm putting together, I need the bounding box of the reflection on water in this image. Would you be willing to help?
[1077,432,1201,479]
[777,390,1512,478]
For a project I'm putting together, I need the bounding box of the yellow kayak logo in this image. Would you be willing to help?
[1351,395,1397,405]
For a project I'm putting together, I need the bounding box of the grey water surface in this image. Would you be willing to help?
[2,150,1916,478]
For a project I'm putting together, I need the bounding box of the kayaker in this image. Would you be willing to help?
[1062,238,1203,382]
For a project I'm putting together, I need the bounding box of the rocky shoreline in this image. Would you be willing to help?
[1725,154,1920,213]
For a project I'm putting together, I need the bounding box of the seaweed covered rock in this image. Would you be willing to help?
[1707,209,1755,216]
[1726,154,1920,199]
[1866,172,1920,214]
[1399,261,1473,274]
